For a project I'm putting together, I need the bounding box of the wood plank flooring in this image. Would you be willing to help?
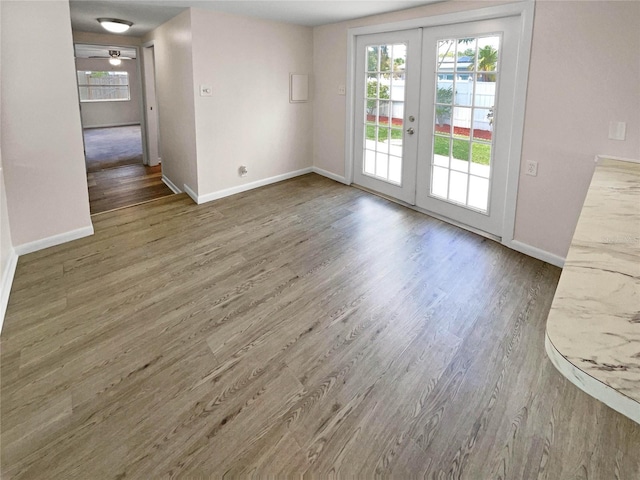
[2,174,639,478]
[87,163,174,214]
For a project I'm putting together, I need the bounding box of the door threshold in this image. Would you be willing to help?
[90,192,179,217]
[351,183,501,243]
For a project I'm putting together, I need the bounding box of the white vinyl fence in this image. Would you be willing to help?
[372,78,496,131]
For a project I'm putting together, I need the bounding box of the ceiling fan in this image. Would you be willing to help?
[88,49,133,66]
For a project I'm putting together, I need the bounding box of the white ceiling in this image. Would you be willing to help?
[70,0,444,35]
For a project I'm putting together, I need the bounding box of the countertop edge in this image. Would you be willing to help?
[544,156,639,424]
[545,333,640,424]
[595,154,640,165]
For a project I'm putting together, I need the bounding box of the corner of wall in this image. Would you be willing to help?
[311,166,348,185]
[0,166,17,333]
[503,238,565,268]
[1,164,17,333]
[13,225,95,256]
[0,246,18,334]
[147,8,199,197]
[2,0,93,249]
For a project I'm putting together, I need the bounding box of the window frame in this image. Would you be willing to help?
[76,70,131,103]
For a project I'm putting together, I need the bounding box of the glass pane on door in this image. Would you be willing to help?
[429,34,500,213]
[363,43,407,186]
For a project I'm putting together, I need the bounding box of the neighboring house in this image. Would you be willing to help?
[437,55,474,80]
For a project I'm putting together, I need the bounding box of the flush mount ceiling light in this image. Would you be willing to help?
[98,18,133,34]
[109,50,122,66]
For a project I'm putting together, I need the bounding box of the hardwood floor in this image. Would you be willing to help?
[87,163,174,214]
[2,174,639,478]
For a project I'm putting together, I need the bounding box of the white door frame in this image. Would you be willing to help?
[141,41,161,167]
[73,41,149,166]
[345,1,535,245]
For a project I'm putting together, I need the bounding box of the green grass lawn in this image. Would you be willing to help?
[366,124,491,165]
[436,136,491,166]
[366,124,403,142]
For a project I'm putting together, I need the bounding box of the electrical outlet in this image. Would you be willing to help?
[238,165,248,177]
[525,160,538,177]
[199,85,212,96]
[337,85,346,96]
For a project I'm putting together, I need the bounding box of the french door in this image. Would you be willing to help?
[353,16,521,238]
[353,30,422,205]
[416,17,520,236]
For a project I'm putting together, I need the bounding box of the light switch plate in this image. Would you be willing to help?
[338,85,346,95]
[200,85,212,97]
[608,121,626,140]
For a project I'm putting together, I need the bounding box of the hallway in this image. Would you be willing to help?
[83,126,173,214]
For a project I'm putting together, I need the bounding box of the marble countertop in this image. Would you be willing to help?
[546,157,640,424]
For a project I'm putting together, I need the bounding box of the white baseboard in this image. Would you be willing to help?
[183,184,199,204]
[312,166,348,185]
[505,239,565,268]
[162,175,181,194]
[0,248,18,334]
[14,225,95,256]
[340,179,563,268]
[191,167,313,205]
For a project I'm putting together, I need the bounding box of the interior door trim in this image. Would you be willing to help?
[74,41,149,167]
[345,1,535,245]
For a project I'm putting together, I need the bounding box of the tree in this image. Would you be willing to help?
[459,48,475,58]
[472,45,498,82]
[437,38,474,69]
[367,80,389,100]
[367,45,390,72]
[435,86,453,126]
[366,80,389,116]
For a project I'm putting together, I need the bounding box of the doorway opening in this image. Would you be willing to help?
[74,43,173,214]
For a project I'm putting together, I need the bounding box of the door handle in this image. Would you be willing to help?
[406,127,415,135]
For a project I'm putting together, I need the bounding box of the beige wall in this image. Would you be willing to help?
[73,31,142,47]
[0,0,12,283]
[1,0,92,247]
[1,50,15,318]
[312,0,640,258]
[514,0,640,256]
[1,1,15,329]
[189,8,313,195]
[76,57,142,128]
[143,10,198,192]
